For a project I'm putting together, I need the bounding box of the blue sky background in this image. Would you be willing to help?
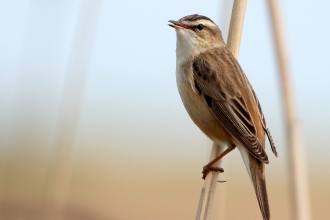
[0,0,330,219]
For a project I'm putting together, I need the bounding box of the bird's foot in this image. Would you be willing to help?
[202,165,224,179]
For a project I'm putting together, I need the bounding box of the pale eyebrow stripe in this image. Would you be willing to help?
[187,20,217,28]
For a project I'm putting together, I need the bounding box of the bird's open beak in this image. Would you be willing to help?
[168,20,190,30]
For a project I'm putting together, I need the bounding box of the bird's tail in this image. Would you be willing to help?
[238,147,270,220]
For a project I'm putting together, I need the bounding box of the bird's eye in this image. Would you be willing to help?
[197,24,204,31]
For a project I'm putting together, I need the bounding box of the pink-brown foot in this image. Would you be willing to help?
[202,165,224,179]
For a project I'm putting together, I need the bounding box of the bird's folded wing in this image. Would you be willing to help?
[250,88,278,157]
[192,51,269,163]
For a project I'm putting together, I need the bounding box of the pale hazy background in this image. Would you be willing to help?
[0,0,330,219]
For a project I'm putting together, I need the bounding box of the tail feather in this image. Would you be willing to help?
[238,146,270,220]
[253,167,270,220]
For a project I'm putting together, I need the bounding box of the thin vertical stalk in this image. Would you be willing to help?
[41,1,103,219]
[196,143,226,220]
[227,0,248,58]
[267,0,311,220]
[195,1,247,219]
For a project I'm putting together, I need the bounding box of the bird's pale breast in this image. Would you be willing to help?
[176,62,232,143]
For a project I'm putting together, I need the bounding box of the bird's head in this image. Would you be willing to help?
[169,14,224,61]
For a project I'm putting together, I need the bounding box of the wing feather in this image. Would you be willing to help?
[192,48,271,163]
[251,89,278,157]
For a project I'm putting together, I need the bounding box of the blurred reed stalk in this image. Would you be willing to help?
[195,1,247,219]
[267,0,312,220]
[41,1,103,219]
[210,2,235,219]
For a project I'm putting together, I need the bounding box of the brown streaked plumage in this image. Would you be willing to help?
[169,14,277,220]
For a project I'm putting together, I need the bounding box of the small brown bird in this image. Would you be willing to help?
[169,14,277,220]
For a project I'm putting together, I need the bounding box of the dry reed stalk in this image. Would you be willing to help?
[195,1,247,219]
[267,0,312,219]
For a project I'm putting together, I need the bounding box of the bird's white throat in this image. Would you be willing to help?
[175,29,204,63]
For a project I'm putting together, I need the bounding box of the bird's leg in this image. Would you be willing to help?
[202,144,235,179]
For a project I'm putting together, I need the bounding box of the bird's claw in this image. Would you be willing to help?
[202,165,224,179]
